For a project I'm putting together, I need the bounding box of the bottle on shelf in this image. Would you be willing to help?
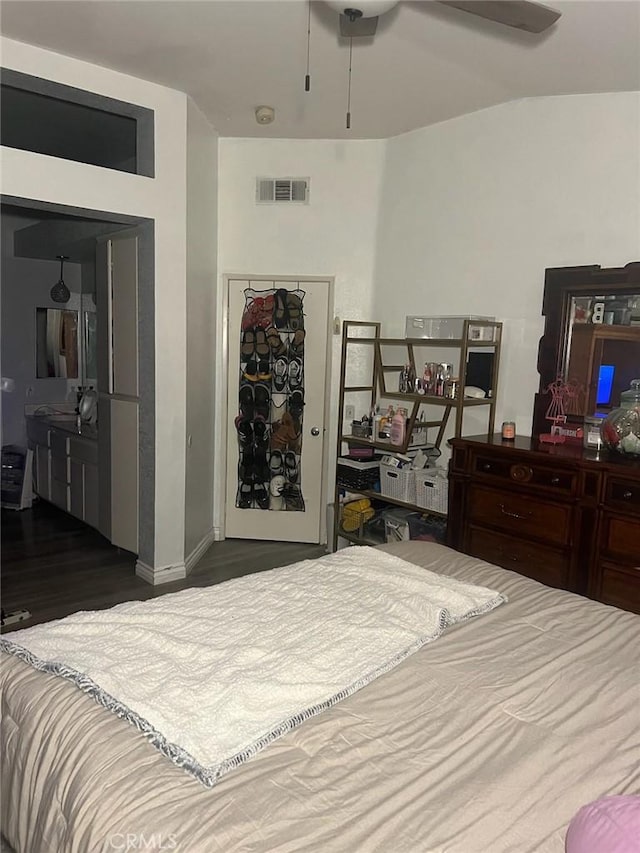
[407,363,416,394]
[390,407,407,446]
[422,363,432,395]
[435,363,452,397]
[377,405,395,442]
[445,376,459,399]
[399,364,409,394]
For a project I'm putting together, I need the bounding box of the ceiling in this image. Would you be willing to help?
[1,1,639,140]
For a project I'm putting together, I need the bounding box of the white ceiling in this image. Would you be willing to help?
[1,0,639,140]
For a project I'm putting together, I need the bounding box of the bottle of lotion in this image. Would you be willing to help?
[390,407,406,446]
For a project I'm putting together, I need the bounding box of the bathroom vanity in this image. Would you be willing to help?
[26,413,99,531]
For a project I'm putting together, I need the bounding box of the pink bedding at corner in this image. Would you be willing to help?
[2,541,639,853]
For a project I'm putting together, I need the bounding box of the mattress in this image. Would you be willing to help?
[2,542,639,853]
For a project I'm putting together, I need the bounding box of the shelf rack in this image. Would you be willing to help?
[333,318,503,549]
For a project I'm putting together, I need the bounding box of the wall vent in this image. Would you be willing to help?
[256,177,309,204]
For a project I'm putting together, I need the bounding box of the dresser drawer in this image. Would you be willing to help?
[601,514,640,561]
[468,526,571,589]
[468,485,571,546]
[594,561,640,615]
[604,476,640,518]
[472,452,576,495]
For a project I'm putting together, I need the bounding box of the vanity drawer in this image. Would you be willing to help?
[50,430,69,459]
[50,453,69,484]
[468,484,571,545]
[468,526,570,589]
[472,452,576,495]
[604,476,640,518]
[69,436,98,466]
[594,561,640,615]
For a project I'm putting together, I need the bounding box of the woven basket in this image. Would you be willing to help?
[379,462,416,504]
[414,468,449,514]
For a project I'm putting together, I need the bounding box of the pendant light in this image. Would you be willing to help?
[305,0,312,91]
[50,255,71,304]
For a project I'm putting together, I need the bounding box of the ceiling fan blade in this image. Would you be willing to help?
[438,1,561,33]
[339,13,379,37]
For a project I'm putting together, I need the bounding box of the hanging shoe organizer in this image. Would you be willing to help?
[235,287,306,511]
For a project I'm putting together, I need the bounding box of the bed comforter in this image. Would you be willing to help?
[1,541,639,853]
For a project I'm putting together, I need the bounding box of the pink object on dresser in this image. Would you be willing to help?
[565,796,640,852]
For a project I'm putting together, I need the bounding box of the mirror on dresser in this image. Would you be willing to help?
[532,261,640,438]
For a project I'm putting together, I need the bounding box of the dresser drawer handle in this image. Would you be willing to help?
[496,547,522,563]
[482,463,491,472]
[622,490,633,500]
[499,503,532,521]
[551,476,560,485]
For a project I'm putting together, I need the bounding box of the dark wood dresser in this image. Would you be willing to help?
[447,434,640,614]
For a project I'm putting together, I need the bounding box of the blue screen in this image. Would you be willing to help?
[596,364,615,406]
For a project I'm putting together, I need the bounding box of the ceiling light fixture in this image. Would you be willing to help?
[325,1,399,18]
[255,105,276,125]
[50,255,71,304]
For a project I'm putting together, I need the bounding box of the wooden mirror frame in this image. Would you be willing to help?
[531,261,640,438]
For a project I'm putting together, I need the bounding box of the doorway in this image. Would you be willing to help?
[0,196,154,567]
[224,277,332,543]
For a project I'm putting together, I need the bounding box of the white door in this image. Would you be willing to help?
[225,278,331,543]
[96,232,140,554]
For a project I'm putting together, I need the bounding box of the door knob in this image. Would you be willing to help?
[310,427,320,436]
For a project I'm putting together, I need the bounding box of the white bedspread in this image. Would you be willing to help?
[0,546,504,787]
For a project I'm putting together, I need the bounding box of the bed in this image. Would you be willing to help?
[1,541,638,853]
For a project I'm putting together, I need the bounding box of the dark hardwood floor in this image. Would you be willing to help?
[1,500,328,633]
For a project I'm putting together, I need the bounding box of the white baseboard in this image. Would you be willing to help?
[135,559,187,586]
[185,526,218,573]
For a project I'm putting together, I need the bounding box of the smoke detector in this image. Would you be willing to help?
[255,106,275,125]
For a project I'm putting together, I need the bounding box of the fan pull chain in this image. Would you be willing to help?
[305,0,311,91]
[346,36,353,129]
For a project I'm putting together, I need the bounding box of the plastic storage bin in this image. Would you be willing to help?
[407,513,447,543]
[379,460,416,503]
[414,467,449,514]
[382,507,414,542]
[405,315,495,341]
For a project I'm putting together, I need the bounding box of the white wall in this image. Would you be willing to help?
[373,92,640,437]
[185,99,218,558]
[216,138,386,533]
[0,37,188,572]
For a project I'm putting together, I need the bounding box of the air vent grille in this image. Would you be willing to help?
[256,177,309,204]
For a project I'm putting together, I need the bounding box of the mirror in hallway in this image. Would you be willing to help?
[35,307,79,378]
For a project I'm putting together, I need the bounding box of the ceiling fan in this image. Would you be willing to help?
[325,0,562,37]
[303,0,561,128]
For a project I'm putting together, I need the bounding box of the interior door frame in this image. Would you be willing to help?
[219,273,335,543]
